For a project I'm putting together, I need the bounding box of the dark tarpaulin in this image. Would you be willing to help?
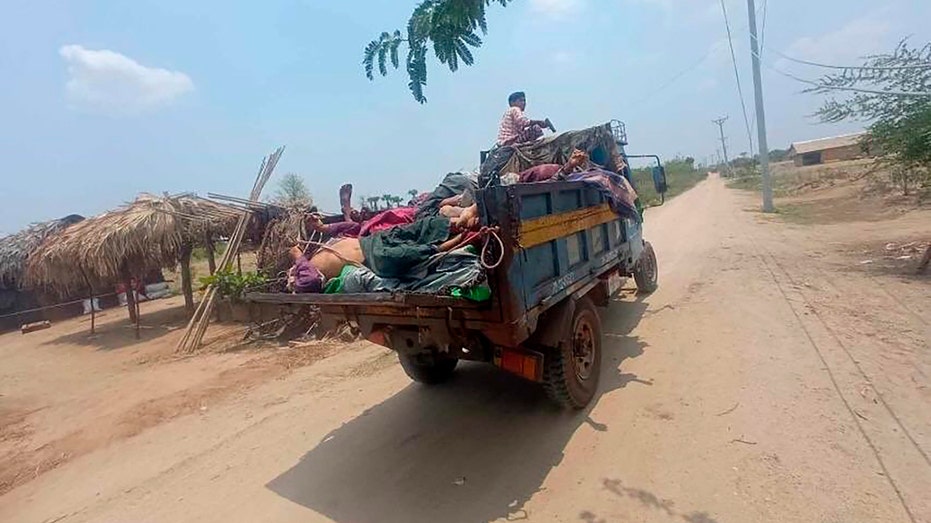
[359,217,451,279]
[414,172,478,220]
[480,123,625,185]
[338,248,485,295]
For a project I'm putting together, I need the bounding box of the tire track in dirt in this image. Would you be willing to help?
[744,234,927,523]
[765,248,931,467]
[804,266,930,454]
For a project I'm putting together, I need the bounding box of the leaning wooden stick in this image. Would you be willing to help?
[176,146,285,353]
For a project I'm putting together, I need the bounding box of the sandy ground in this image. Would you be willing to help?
[0,174,928,522]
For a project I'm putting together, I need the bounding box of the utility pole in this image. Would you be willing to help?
[747,0,773,212]
[712,117,730,175]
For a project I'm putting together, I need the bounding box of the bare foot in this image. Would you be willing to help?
[339,184,353,221]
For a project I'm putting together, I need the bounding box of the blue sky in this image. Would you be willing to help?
[1,0,929,233]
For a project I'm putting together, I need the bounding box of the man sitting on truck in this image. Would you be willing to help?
[496,92,553,147]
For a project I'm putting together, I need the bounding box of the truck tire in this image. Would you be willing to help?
[634,241,658,294]
[542,297,602,409]
[398,351,458,385]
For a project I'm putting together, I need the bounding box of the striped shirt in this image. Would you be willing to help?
[496,106,531,146]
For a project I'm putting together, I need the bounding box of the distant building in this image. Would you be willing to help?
[788,132,872,167]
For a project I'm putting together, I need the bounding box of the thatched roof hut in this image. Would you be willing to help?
[26,194,242,319]
[0,214,84,289]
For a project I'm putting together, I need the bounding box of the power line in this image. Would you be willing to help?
[759,0,768,58]
[763,45,931,71]
[755,52,931,97]
[626,3,760,112]
[720,0,756,155]
[626,47,719,109]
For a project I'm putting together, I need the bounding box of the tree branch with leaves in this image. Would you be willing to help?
[363,0,514,103]
[807,40,931,195]
[273,173,313,209]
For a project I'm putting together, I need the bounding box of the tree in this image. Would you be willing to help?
[363,0,514,103]
[808,40,931,195]
[273,173,313,208]
[366,196,382,211]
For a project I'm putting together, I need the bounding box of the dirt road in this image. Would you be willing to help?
[1,174,928,522]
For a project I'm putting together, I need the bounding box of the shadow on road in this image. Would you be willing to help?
[40,303,190,351]
[267,297,650,523]
[578,478,720,523]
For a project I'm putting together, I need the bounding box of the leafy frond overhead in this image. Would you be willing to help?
[362,0,513,103]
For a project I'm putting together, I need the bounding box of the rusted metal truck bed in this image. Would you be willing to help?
[247,178,641,349]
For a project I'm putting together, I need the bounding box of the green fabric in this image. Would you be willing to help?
[450,283,491,302]
[359,217,451,279]
[323,265,356,294]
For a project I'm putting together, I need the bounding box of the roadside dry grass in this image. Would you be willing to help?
[633,167,708,207]
[727,159,876,196]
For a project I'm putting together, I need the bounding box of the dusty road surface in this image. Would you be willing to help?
[1,174,928,523]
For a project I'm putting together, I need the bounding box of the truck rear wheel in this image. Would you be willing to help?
[634,241,658,294]
[398,351,458,385]
[542,297,602,409]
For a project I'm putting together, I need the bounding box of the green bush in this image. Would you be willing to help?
[631,157,708,206]
[198,269,267,301]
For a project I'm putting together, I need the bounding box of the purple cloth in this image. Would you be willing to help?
[323,221,362,238]
[292,256,323,293]
[359,207,417,237]
[518,164,561,183]
[564,169,640,221]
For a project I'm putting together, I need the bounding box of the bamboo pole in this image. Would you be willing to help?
[177,147,284,352]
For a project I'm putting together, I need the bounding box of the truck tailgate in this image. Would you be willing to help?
[245,291,482,309]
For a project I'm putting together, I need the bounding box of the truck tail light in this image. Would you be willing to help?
[367,329,388,348]
[496,348,544,382]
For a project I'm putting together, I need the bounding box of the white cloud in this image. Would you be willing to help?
[778,15,892,70]
[529,0,582,16]
[59,44,194,115]
[552,51,573,64]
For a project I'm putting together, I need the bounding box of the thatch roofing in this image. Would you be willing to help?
[0,214,84,288]
[26,194,243,293]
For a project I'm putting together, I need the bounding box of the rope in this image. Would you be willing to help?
[480,227,505,270]
[299,240,365,268]
[0,292,119,320]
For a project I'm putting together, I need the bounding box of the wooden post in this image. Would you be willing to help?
[120,262,138,326]
[80,269,95,335]
[236,252,242,275]
[179,243,195,314]
[205,234,217,276]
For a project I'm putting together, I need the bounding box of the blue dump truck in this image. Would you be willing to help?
[248,122,666,409]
